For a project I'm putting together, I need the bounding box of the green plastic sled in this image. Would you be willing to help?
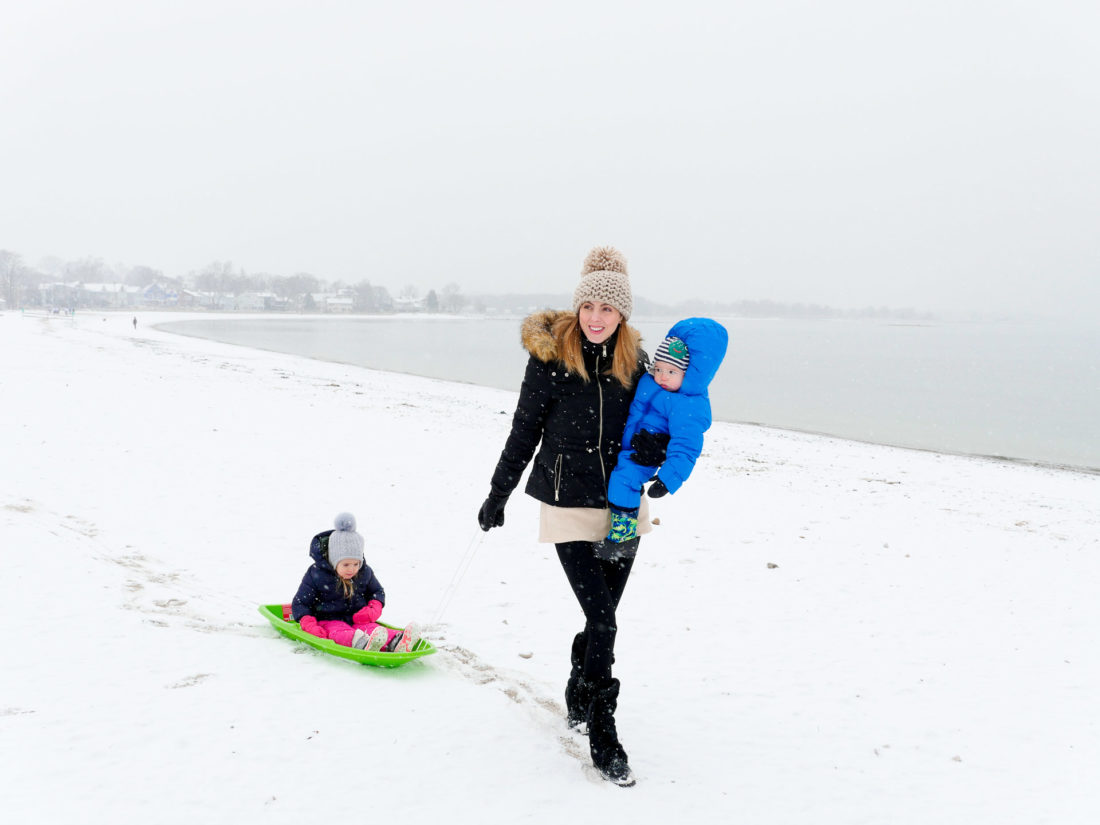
[258,604,435,668]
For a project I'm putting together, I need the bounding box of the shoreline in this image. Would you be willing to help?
[10,308,1098,476]
[143,310,1098,477]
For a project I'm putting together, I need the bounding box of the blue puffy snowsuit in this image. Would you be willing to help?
[606,317,728,510]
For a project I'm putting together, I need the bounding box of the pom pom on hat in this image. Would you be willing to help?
[327,511,364,568]
[654,336,690,371]
[581,246,628,277]
[572,245,633,321]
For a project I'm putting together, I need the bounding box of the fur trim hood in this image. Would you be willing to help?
[520,310,572,363]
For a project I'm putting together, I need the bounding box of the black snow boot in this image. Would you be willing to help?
[564,632,591,729]
[587,678,635,787]
[565,675,594,730]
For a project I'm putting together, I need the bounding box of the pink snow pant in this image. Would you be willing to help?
[317,620,398,648]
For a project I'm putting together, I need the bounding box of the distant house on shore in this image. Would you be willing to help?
[234,292,289,311]
[325,295,354,313]
[141,283,179,306]
[60,282,143,308]
[392,295,425,312]
[177,289,204,308]
[309,293,355,313]
[189,291,235,310]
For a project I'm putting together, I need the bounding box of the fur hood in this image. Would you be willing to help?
[520,310,571,363]
[519,310,643,364]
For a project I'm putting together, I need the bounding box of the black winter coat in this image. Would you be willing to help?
[291,530,386,623]
[490,311,647,509]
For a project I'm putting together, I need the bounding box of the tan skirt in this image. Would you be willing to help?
[538,497,653,544]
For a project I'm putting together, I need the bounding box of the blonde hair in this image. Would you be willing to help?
[551,313,642,389]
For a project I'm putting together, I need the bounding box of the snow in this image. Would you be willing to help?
[2,310,1098,824]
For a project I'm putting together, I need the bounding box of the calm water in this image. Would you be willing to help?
[161,315,1100,471]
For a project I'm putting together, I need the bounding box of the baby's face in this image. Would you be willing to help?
[335,559,362,579]
[652,362,684,392]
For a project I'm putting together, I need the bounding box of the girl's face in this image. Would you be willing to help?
[335,559,361,580]
[577,301,622,344]
[652,362,685,392]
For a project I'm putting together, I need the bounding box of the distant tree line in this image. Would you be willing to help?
[1,247,935,321]
[0,249,472,314]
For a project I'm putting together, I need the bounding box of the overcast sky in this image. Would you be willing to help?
[2,1,1097,317]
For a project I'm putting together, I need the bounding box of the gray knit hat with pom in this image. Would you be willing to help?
[327,512,365,568]
[572,246,633,321]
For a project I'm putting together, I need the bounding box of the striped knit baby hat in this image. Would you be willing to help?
[572,246,633,321]
[654,336,690,371]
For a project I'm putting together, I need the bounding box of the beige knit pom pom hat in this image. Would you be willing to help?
[572,246,632,321]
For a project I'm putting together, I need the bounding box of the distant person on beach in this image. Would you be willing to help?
[595,318,728,557]
[291,513,422,653]
[477,245,668,787]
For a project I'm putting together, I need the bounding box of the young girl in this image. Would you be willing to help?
[292,512,421,653]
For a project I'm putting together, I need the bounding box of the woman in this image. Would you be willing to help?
[477,246,667,787]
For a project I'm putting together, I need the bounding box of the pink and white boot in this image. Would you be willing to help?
[391,622,422,653]
[352,626,389,651]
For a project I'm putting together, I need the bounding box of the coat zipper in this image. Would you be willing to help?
[553,453,563,502]
[596,345,607,492]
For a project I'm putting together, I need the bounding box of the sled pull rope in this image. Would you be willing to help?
[429,527,484,627]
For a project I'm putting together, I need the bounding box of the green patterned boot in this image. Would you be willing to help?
[593,506,640,561]
[607,509,638,542]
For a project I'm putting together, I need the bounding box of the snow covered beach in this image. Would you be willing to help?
[3,311,1098,824]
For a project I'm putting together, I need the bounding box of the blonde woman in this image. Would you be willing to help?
[477,247,667,787]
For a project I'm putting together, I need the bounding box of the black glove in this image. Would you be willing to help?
[629,429,670,467]
[647,478,669,498]
[477,488,509,531]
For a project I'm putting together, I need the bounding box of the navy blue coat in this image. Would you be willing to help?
[291,529,386,623]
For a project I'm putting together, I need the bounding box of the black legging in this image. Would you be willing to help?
[556,540,635,681]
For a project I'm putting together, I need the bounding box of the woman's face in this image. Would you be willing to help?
[577,301,622,344]
[335,559,361,580]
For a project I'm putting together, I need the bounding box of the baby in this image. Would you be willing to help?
[598,317,728,556]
